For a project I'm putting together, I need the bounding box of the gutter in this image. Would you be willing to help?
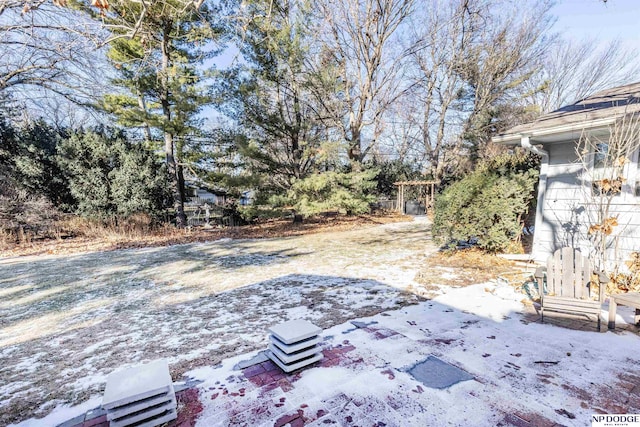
[520,137,548,266]
[492,117,618,145]
[520,135,548,158]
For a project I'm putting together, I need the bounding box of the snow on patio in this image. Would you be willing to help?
[191,283,640,427]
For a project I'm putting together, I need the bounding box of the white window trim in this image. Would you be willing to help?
[632,146,640,198]
[587,137,635,202]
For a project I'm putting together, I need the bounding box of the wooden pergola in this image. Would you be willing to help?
[394,180,438,214]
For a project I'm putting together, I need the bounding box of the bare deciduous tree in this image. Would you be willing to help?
[0,1,107,113]
[524,39,640,114]
[397,0,554,180]
[314,0,413,170]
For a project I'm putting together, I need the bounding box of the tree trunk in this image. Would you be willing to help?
[160,22,187,227]
[136,89,153,143]
[164,132,187,227]
[291,84,302,178]
[348,122,363,172]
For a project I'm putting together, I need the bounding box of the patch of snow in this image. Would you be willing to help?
[82,338,117,354]
[11,352,47,374]
[295,367,356,395]
[0,381,31,399]
[433,282,523,322]
[8,397,101,427]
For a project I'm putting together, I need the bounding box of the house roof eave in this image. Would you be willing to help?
[492,117,618,145]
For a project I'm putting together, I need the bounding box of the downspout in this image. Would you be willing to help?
[520,135,549,158]
[520,135,549,263]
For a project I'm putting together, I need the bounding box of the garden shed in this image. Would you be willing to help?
[493,82,640,271]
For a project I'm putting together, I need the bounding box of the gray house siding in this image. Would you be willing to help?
[533,141,585,261]
[532,141,640,270]
[492,82,640,270]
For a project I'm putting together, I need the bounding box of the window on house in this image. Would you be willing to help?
[591,141,630,197]
[593,142,609,169]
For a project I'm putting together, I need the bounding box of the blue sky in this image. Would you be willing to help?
[552,0,640,47]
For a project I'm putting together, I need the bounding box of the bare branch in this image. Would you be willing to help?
[525,39,640,113]
[576,109,640,272]
[313,0,414,167]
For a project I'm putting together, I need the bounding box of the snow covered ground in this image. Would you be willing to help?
[0,218,433,426]
[3,217,640,426]
[17,281,640,427]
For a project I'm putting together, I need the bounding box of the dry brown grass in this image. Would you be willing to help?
[0,211,411,258]
[415,248,518,288]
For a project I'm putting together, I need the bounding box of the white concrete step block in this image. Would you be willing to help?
[102,359,177,427]
[110,400,176,427]
[268,320,322,345]
[106,389,174,421]
[103,359,174,410]
[268,343,320,364]
[269,334,321,354]
[111,407,177,427]
[267,350,323,373]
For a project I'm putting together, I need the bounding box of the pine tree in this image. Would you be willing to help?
[219,0,332,193]
[271,169,378,216]
[91,0,226,227]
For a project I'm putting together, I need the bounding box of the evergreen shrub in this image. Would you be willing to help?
[270,170,378,216]
[432,153,539,252]
[57,130,169,220]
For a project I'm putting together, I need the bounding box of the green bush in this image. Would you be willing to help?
[0,115,70,242]
[270,170,378,216]
[57,130,169,220]
[13,120,74,211]
[433,153,539,252]
[109,143,170,218]
[237,205,287,223]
